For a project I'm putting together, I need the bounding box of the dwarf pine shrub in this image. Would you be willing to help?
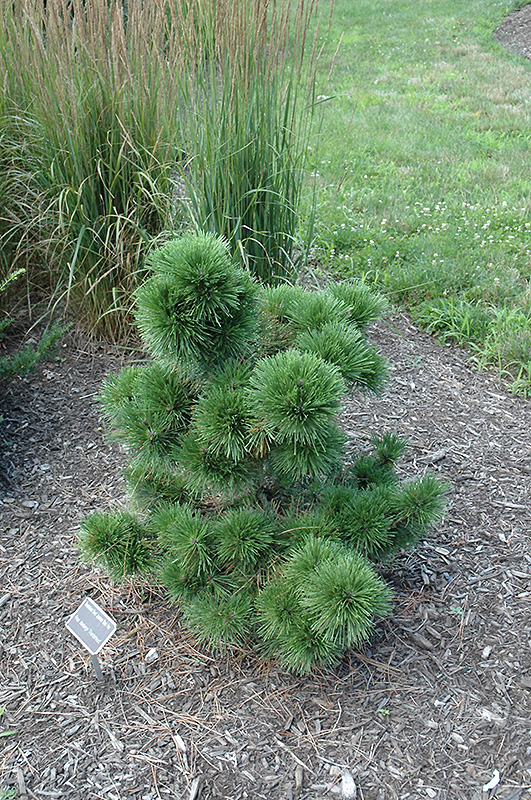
[80,231,446,673]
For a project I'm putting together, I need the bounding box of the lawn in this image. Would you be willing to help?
[310,0,531,393]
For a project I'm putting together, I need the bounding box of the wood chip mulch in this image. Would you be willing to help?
[1,306,530,800]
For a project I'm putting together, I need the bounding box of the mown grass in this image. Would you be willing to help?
[310,0,531,394]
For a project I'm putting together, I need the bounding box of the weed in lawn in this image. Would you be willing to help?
[477,306,531,395]
[417,297,494,346]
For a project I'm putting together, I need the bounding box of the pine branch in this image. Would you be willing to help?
[79,510,154,579]
[296,321,387,391]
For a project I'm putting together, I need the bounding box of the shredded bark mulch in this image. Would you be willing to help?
[495,3,531,59]
[1,307,530,800]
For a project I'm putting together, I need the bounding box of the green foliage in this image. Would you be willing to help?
[258,287,389,385]
[182,591,254,650]
[213,508,276,570]
[345,455,395,490]
[261,285,307,325]
[265,613,343,675]
[269,428,345,483]
[311,0,531,393]
[248,348,347,480]
[0,0,322,333]
[0,268,25,298]
[79,510,154,580]
[0,269,66,382]
[0,320,65,381]
[248,350,344,447]
[390,474,448,549]
[180,69,307,283]
[123,460,194,506]
[177,431,257,496]
[475,307,531,396]
[323,485,396,560]
[296,322,387,390]
[300,550,392,644]
[100,362,199,466]
[136,234,258,367]
[371,432,408,466]
[153,502,214,570]
[174,0,321,283]
[0,0,181,339]
[417,298,493,345]
[285,291,351,332]
[193,382,252,462]
[81,232,446,673]
[256,538,391,673]
[327,282,389,331]
[256,577,302,641]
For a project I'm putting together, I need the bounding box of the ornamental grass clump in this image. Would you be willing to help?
[173,0,323,283]
[80,231,446,673]
[0,0,181,338]
[0,0,324,337]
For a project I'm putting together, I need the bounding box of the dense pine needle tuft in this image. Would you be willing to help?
[79,510,154,579]
[194,385,253,462]
[256,578,302,640]
[151,501,215,576]
[301,552,392,645]
[213,508,276,569]
[371,432,409,466]
[296,321,387,391]
[136,232,258,366]
[79,231,446,673]
[390,474,448,548]
[182,591,254,650]
[249,349,345,446]
[268,614,343,674]
[327,282,388,330]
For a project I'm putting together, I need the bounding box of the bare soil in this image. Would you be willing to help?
[2,10,531,800]
[495,4,531,58]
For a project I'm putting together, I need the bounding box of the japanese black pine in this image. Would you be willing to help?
[80,232,446,673]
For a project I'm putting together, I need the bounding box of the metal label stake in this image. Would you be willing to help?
[66,597,117,681]
[90,653,104,681]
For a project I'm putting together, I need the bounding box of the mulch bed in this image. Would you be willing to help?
[1,306,530,800]
[495,3,531,58]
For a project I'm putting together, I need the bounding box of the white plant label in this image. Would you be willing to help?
[482,770,500,792]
